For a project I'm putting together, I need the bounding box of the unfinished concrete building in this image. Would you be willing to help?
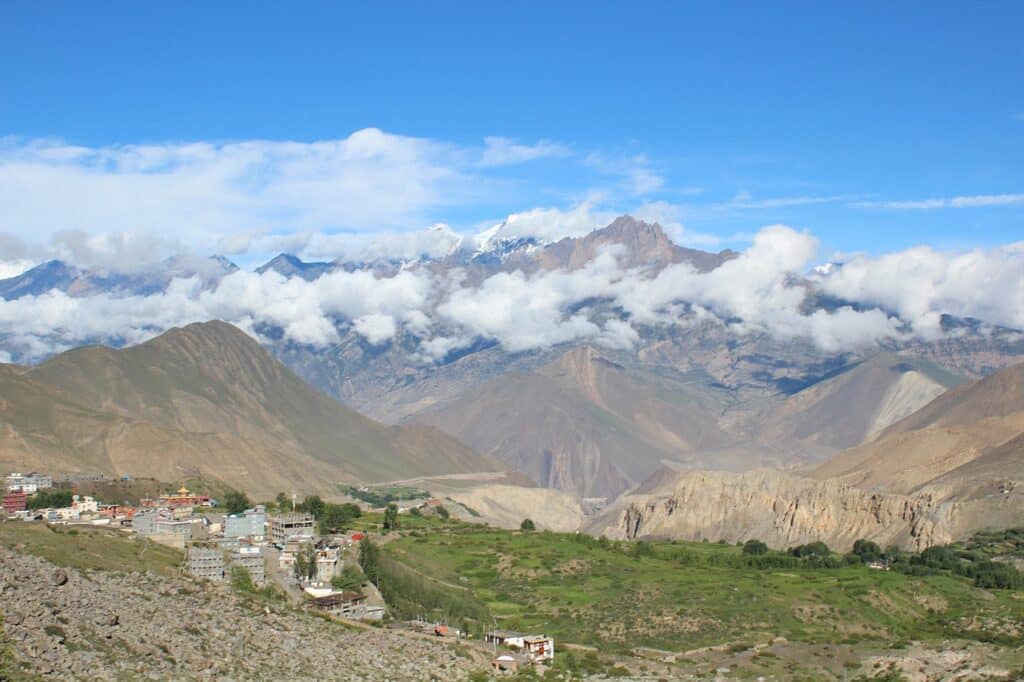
[187,547,225,582]
[268,512,315,544]
[230,548,265,586]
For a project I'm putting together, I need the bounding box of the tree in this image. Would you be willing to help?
[300,495,325,519]
[293,543,316,582]
[852,539,882,563]
[318,502,362,535]
[275,492,290,512]
[743,539,769,555]
[331,565,365,591]
[383,502,400,531]
[520,518,536,532]
[26,489,73,510]
[359,537,381,585]
[788,541,830,558]
[409,506,422,517]
[883,545,904,563]
[223,490,251,515]
[435,505,450,520]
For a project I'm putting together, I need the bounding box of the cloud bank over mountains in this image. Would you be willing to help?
[1,220,1021,364]
[1,129,1022,363]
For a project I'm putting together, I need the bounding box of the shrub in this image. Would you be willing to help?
[520,518,536,531]
[230,565,254,593]
[743,539,769,555]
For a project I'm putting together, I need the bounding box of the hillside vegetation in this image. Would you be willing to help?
[376,520,1024,678]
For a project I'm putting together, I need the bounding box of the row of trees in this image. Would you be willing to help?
[739,536,1024,589]
[26,489,73,510]
[358,537,489,625]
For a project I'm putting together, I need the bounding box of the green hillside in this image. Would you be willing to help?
[376,521,1024,678]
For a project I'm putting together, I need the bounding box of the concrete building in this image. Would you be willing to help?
[71,495,98,515]
[268,512,315,544]
[132,509,159,535]
[224,505,266,541]
[308,591,369,619]
[156,519,193,541]
[485,631,529,648]
[5,472,53,493]
[522,636,554,663]
[492,653,532,675]
[187,547,225,581]
[230,547,265,586]
[315,546,342,583]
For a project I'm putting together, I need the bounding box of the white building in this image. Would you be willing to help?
[72,495,98,515]
[5,472,53,494]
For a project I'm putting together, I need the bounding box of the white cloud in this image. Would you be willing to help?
[0,218,1020,365]
[471,201,615,250]
[479,137,569,167]
[584,153,665,196]
[0,259,33,279]
[851,193,1024,210]
[814,241,1024,333]
[725,192,846,210]
[0,130,477,246]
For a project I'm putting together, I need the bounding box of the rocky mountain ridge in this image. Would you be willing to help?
[589,361,1024,550]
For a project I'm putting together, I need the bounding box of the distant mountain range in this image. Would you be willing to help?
[0,321,501,498]
[2,216,1023,505]
[0,254,238,300]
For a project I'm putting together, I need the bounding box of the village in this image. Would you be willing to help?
[3,471,556,675]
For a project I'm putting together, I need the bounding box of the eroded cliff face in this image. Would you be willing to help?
[588,468,1022,552]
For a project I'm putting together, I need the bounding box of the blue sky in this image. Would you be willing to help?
[1,1,1023,263]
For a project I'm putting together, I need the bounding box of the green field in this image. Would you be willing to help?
[339,484,431,507]
[376,523,1024,677]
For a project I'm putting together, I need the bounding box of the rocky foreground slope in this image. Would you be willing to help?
[0,548,482,680]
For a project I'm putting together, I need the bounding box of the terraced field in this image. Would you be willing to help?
[380,524,1024,678]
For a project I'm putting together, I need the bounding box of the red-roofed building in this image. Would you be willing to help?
[3,491,27,514]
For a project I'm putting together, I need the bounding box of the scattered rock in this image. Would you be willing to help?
[0,547,484,680]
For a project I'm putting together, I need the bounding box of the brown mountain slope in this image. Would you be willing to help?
[753,353,961,457]
[7,321,499,496]
[810,361,1024,493]
[0,366,349,496]
[877,361,1024,436]
[412,346,760,499]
